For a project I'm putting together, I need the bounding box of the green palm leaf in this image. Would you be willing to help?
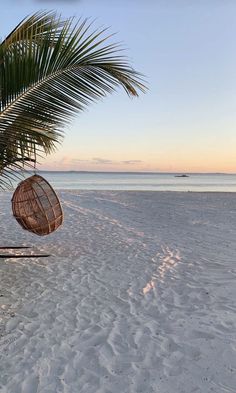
[0,11,146,189]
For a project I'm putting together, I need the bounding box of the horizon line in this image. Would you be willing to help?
[31,170,236,175]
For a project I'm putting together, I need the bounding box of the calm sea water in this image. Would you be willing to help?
[27,172,236,192]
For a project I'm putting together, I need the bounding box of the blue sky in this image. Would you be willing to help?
[2,0,236,172]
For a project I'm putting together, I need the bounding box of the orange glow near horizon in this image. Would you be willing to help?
[39,142,236,173]
[40,155,236,173]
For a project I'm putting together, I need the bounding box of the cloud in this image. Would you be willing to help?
[71,158,89,163]
[92,157,144,165]
[44,156,144,170]
[121,160,143,165]
[92,157,114,165]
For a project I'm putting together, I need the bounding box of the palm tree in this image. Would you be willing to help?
[0,11,146,189]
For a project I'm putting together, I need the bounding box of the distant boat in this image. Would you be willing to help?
[174,174,189,178]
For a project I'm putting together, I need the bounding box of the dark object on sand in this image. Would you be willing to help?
[0,247,50,258]
[12,175,63,236]
[0,254,50,258]
[0,246,31,249]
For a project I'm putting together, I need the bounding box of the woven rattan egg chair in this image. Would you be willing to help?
[12,175,63,236]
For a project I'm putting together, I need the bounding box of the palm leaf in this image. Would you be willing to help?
[0,12,146,189]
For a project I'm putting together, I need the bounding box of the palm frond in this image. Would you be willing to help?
[0,12,146,189]
[1,11,64,48]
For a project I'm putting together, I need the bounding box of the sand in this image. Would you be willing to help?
[0,190,236,393]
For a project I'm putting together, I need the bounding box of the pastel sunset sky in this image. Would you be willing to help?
[2,0,235,172]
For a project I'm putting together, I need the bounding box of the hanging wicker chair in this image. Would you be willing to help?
[12,175,63,236]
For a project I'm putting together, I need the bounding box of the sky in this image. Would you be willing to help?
[1,0,236,172]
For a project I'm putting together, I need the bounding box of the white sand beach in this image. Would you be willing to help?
[0,190,236,393]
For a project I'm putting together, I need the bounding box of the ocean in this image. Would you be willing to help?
[25,171,236,192]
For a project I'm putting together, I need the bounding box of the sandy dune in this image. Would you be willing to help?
[0,191,236,392]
